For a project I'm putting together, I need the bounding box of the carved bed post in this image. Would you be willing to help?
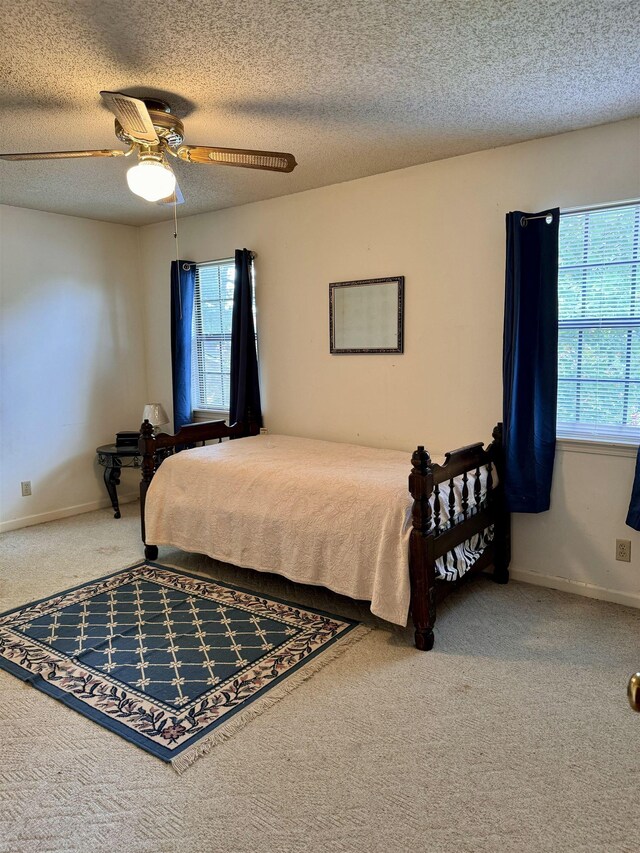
[490,422,511,583]
[408,446,436,651]
[139,419,158,561]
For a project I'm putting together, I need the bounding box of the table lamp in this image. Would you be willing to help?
[142,403,170,435]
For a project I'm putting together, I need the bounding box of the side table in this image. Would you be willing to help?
[96,444,142,518]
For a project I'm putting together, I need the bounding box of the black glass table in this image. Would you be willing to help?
[96,444,142,518]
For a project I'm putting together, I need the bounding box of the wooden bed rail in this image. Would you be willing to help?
[139,418,260,559]
[408,422,510,650]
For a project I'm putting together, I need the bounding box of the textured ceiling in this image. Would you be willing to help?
[1,0,638,226]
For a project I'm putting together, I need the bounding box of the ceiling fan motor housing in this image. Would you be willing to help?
[115,101,184,148]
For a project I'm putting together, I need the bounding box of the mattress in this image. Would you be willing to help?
[144,434,493,627]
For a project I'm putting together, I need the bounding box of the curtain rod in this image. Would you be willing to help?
[519,212,555,227]
[196,252,256,267]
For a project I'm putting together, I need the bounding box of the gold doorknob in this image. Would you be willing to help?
[629,673,640,712]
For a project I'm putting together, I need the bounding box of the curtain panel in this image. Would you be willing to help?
[503,209,559,513]
[626,448,640,531]
[170,260,196,432]
[229,249,262,426]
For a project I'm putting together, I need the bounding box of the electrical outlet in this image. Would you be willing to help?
[616,539,631,563]
[21,481,32,497]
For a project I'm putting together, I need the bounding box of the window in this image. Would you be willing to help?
[557,201,640,444]
[191,259,257,413]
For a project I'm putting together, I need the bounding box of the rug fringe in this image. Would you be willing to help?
[170,623,373,774]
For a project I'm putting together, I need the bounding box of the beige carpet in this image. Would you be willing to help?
[0,502,637,853]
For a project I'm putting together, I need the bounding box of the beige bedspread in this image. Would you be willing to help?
[145,434,416,625]
[145,433,492,626]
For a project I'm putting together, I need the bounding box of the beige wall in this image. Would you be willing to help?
[0,205,147,530]
[140,117,640,606]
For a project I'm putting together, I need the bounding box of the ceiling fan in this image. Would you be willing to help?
[0,91,297,204]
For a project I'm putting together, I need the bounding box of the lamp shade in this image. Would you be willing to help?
[126,160,176,202]
[142,403,170,428]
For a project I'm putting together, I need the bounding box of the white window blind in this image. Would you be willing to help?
[191,258,257,413]
[191,259,235,411]
[557,201,640,444]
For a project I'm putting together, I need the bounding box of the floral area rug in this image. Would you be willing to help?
[0,562,368,772]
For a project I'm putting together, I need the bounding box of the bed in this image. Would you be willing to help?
[139,420,510,650]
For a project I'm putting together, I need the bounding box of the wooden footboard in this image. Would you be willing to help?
[138,418,260,559]
[408,422,510,650]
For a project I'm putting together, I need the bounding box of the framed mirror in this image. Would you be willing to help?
[329,276,404,354]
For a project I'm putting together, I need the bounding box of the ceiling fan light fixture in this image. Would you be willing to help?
[126,157,176,202]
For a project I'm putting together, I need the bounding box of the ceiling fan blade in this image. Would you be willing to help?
[156,181,185,206]
[100,91,159,144]
[0,149,129,161]
[177,145,296,173]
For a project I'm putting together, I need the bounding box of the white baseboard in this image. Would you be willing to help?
[0,493,138,534]
[510,567,640,610]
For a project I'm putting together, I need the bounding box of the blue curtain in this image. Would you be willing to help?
[229,249,262,426]
[170,260,196,432]
[626,449,640,531]
[503,209,559,513]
